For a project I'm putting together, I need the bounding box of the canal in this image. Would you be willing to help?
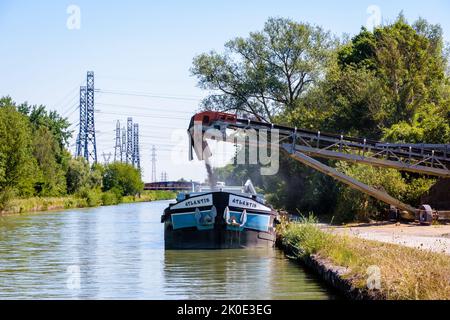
[0,200,335,299]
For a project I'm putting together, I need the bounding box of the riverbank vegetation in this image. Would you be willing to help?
[0,97,174,214]
[195,15,450,223]
[0,190,175,215]
[279,217,450,299]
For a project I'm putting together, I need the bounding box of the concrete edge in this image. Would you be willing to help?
[277,240,385,300]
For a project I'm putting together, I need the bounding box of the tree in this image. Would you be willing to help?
[32,126,67,196]
[66,157,91,194]
[335,15,447,132]
[191,17,335,122]
[18,103,72,150]
[383,103,450,143]
[0,102,37,202]
[102,163,144,196]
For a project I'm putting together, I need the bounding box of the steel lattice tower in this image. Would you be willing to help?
[121,126,127,163]
[133,123,141,170]
[76,86,87,157]
[126,118,134,164]
[151,145,157,182]
[84,71,97,163]
[114,120,122,162]
[102,152,112,165]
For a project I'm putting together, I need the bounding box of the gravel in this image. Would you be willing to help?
[323,223,450,255]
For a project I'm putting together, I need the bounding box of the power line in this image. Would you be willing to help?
[95,89,203,102]
[54,85,83,115]
[151,145,157,183]
[95,110,188,120]
[95,102,194,114]
[64,103,80,120]
[95,118,183,130]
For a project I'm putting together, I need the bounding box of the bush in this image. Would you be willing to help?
[0,188,15,211]
[101,190,120,206]
[332,162,427,223]
[103,163,143,196]
[76,187,102,207]
[66,158,91,194]
[282,214,329,256]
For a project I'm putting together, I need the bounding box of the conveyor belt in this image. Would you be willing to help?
[219,119,450,177]
[188,112,450,222]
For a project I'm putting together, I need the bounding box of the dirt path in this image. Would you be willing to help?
[323,223,450,255]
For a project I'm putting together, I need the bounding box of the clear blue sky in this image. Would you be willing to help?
[1,0,449,182]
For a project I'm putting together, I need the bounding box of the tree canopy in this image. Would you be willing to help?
[191,17,336,122]
[102,162,144,196]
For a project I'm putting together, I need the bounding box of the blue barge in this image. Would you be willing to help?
[161,182,279,249]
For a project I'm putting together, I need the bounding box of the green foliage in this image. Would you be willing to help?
[282,215,330,256]
[0,97,73,201]
[200,16,448,223]
[383,103,450,143]
[280,221,450,300]
[333,16,447,136]
[76,187,103,207]
[0,100,37,203]
[18,103,71,149]
[333,162,436,222]
[102,162,144,196]
[32,126,67,196]
[90,163,104,189]
[0,98,169,213]
[333,163,406,222]
[337,27,377,69]
[101,189,121,206]
[66,157,91,194]
[191,17,336,122]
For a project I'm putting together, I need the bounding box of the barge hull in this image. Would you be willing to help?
[164,227,276,249]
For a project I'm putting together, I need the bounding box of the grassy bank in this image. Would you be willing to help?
[122,190,177,204]
[279,217,450,300]
[0,190,176,215]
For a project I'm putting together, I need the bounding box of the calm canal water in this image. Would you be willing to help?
[0,200,335,299]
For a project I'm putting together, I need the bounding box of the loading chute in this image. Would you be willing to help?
[187,111,450,224]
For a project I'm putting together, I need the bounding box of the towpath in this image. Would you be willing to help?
[323,223,450,255]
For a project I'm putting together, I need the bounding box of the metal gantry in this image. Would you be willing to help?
[220,119,450,178]
[102,152,112,165]
[133,123,141,170]
[76,86,87,157]
[84,71,97,163]
[121,126,127,163]
[114,120,122,162]
[75,71,97,163]
[188,112,450,223]
[126,118,134,164]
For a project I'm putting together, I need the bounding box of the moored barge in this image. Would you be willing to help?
[161,182,279,249]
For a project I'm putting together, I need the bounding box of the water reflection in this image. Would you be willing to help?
[0,201,334,300]
[163,249,331,300]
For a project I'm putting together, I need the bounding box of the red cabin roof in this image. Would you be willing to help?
[192,111,237,126]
